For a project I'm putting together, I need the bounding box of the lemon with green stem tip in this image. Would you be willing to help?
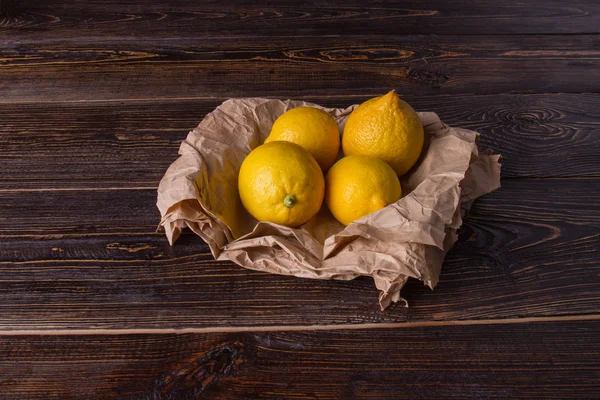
[238,141,325,227]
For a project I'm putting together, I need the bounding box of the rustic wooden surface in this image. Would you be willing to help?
[2,320,599,399]
[1,0,599,399]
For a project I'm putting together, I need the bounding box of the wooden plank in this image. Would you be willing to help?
[1,320,599,399]
[0,179,598,329]
[1,0,598,39]
[1,35,599,102]
[1,94,598,191]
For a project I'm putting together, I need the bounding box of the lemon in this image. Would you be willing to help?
[325,155,401,226]
[342,90,424,176]
[238,141,325,227]
[266,106,340,171]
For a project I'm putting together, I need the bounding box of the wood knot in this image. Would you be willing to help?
[407,67,449,87]
[147,342,243,399]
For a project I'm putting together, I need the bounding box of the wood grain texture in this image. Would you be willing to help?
[1,0,599,39]
[1,0,599,397]
[1,320,599,399]
[0,179,598,329]
[1,35,600,102]
[1,94,598,191]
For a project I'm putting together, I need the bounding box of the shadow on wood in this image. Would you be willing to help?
[0,0,18,17]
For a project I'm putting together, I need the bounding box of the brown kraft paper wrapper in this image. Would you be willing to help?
[157,98,501,310]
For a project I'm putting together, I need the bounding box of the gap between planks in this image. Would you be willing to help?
[0,176,596,194]
[0,94,377,105]
[1,314,598,336]
[0,187,157,192]
[2,33,600,50]
[1,92,598,105]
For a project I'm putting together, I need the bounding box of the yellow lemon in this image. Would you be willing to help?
[265,106,340,171]
[342,90,424,176]
[325,155,401,226]
[238,141,324,227]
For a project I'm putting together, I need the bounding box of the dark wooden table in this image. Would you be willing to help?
[1,1,599,399]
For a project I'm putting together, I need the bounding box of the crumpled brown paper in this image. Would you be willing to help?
[157,98,501,309]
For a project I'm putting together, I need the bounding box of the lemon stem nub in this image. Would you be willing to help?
[283,194,296,208]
